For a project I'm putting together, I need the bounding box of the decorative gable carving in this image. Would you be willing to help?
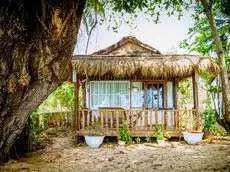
[92,36,161,56]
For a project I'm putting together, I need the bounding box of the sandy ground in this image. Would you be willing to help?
[0,133,230,172]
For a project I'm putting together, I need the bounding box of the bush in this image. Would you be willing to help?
[212,123,227,136]
[200,108,216,131]
[135,137,141,144]
[154,125,170,140]
[118,121,132,144]
[145,134,152,143]
[45,127,57,135]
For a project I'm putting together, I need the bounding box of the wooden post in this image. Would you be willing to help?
[173,79,179,129]
[81,81,86,109]
[150,110,152,130]
[192,72,200,130]
[173,79,178,109]
[116,110,119,132]
[74,78,80,130]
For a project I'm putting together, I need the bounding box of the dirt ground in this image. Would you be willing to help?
[0,133,230,172]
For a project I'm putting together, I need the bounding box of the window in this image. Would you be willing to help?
[90,81,130,109]
[146,83,164,108]
[131,82,144,108]
[167,81,174,108]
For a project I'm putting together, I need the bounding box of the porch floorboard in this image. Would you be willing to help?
[75,129,182,137]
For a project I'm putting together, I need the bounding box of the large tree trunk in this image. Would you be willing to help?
[0,0,86,160]
[200,0,230,132]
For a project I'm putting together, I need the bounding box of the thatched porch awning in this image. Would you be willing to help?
[72,36,219,80]
[72,54,219,80]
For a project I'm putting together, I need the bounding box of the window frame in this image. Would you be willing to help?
[144,81,167,109]
[89,81,130,109]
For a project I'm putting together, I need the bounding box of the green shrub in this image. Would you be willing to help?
[85,121,104,136]
[145,134,152,143]
[212,123,227,136]
[118,121,132,144]
[153,125,170,140]
[201,108,216,131]
[45,127,57,135]
[135,137,141,144]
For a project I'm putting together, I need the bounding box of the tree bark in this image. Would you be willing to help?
[200,0,230,132]
[0,0,86,160]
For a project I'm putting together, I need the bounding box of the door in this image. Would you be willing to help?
[145,83,164,109]
[144,83,165,126]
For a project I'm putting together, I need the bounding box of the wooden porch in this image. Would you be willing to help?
[75,109,198,137]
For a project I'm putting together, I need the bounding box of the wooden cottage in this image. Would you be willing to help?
[72,36,219,137]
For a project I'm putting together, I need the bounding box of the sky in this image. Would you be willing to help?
[74,9,195,55]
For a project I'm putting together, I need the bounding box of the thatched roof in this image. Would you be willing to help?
[72,55,219,80]
[92,36,161,55]
[72,36,219,80]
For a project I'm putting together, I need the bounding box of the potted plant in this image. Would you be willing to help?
[200,108,216,139]
[154,125,170,146]
[117,122,132,146]
[183,122,204,144]
[183,131,204,144]
[84,121,105,148]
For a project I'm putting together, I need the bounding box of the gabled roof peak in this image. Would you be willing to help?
[92,36,161,56]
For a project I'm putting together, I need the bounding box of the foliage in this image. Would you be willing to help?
[212,123,227,136]
[117,122,132,144]
[177,78,193,108]
[200,108,217,130]
[45,127,58,135]
[29,112,72,148]
[29,113,45,145]
[154,125,164,140]
[82,0,106,54]
[180,2,230,67]
[85,121,104,136]
[83,0,193,33]
[31,82,76,145]
[135,137,141,144]
[154,125,170,141]
[83,0,105,34]
[145,134,152,143]
[36,82,75,113]
[69,130,78,145]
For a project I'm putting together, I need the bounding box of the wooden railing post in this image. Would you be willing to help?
[155,110,158,128]
[131,110,134,130]
[150,110,153,130]
[116,110,119,132]
[140,111,143,129]
[101,110,104,128]
[145,110,148,130]
[82,109,85,130]
[91,110,94,124]
[175,110,178,130]
[105,110,108,129]
[110,111,113,128]
[164,110,168,130]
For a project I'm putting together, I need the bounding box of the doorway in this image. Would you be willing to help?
[145,83,164,109]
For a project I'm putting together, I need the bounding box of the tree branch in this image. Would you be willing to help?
[85,0,98,55]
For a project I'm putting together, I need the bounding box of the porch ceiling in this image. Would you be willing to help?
[72,55,220,80]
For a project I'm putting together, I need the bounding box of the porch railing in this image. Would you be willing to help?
[77,109,198,132]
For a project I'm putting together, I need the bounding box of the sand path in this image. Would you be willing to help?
[1,133,230,172]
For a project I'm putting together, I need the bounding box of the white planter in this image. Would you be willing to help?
[118,140,126,146]
[85,136,105,148]
[157,140,165,146]
[183,132,204,144]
